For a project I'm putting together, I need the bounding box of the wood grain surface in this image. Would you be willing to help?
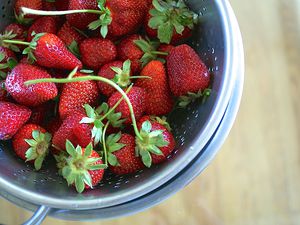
[1,0,300,224]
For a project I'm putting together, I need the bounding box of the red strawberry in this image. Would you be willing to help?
[136,115,175,167]
[135,60,174,115]
[27,16,58,42]
[0,81,9,101]
[0,47,17,78]
[0,101,31,140]
[57,21,85,46]
[4,23,27,41]
[5,64,58,107]
[42,0,56,10]
[79,38,117,70]
[52,112,92,151]
[108,87,146,125]
[167,44,210,96]
[106,133,144,175]
[145,0,197,44]
[59,72,99,120]
[15,0,42,20]
[46,117,62,136]
[55,0,69,10]
[66,0,99,30]
[97,60,133,97]
[61,141,105,193]
[29,102,54,125]
[158,44,174,60]
[12,124,51,170]
[117,35,167,73]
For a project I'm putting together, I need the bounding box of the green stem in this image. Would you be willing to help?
[100,85,133,121]
[151,51,169,56]
[3,39,30,46]
[25,76,143,140]
[130,76,151,79]
[102,122,110,166]
[21,7,103,16]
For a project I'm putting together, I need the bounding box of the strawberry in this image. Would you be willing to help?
[19,56,36,65]
[29,102,54,125]
[57,21,85,46]
[106,133,144,175]
[79,38,117,70]
[157,44,174,60]
[55,0,69,10]
[4,23,27,41]
[167,44,210,97]
[46,117,62,136]
[15,0,42,20]
[52,112,92,151]
[0,81,9,101]
[61,141,106,193]
[135,60,174,115]
[5,64,58,107]
[145,0,197,44]
[1,33,83,70]
[117,35,168,73]
[0,47,17,79]
[108,87,146,125]
[59,72,99,119]
[42,0,56,10]
[12,124,51,170]
[27,16,58,42]
[0,101,31,140]
[66,0,99,30]
[136,115,175,167]
[97,60,133,97]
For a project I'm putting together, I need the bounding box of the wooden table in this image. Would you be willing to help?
[1,0,300,224]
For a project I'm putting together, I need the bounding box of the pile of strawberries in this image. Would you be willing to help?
[0,0,211,193]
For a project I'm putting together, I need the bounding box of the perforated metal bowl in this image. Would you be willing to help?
[0,0,244,224]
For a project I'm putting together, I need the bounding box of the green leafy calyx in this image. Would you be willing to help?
[88,0,112,38]
[14,10,33,26]
[67,40,81,59]
[25,130,52,170]
[0,52,18,79]
[105,132,126,166]
[178,88,211,108]
[150,116,172,132]
[111,60,132,88]
[61,141,106,193]
[0,31,20,52]
[135,121,169,167]
[149,0,198,44]
[23,32,46,63]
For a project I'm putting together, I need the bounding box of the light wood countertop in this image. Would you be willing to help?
[1,0,300,224]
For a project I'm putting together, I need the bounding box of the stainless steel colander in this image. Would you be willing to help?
[0,0,244,224]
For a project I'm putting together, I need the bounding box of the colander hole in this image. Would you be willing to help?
[1,6,4,10]
[2,15,5,18]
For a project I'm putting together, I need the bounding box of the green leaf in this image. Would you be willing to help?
[149,16,166,29]
[84,143,93,157]
[142,121,152,133]
[134,39,151,53]
[0,71,7,79]
[123,59,131,73]
[25,139,36,147]
[109,143,126,153]
[67,40,81,59]
[88,20,102,30]
[0,53,5,62]
[45,132,52,142]
[100,25,108,38]
[25,147,36,161]
[75,175,85,193]
[66,140,77,157]
[80,69,94,74]
[152,0,165,12]
[34,156,44,170]
[84,104,95,119]
[110,66,122,74]
[88,164,107,170]
[172,19,185,34]
[83,171,93,188]
[80,117,95,124]
[108,153,119,166]
[32,130,40,141]
[140,150,152,168]
[75,145,82,155]
[149,145,163,156]
[7,58,18,69]
[158,22,173,44]
[62,166,72,179]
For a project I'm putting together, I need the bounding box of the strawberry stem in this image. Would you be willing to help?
[130,76,152,79]
[25,76,143,140]
[102,122,110,166]
[21,7,103,16]
[151,51,169,56]
[2,39,30,46]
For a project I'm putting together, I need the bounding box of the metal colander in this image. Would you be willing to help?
[0,0,244,224]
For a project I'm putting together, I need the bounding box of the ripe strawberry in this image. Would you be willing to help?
[79,38,117,70]
[42,0,56,10]
[97,60,133,97]
[66,0,99,30]
[4,23,27,41]
[15,0,42,20]
[57,21,85,46]
[59,72,99,119]
[12,124,51,170]
[167,44,210,96]
[52,112,92,151]
[0,81,9,101]
[61,141,106,193]
[136,116,175,167]
[46,117,62,136]
[0,47,17,79]
[55,0,69,10]
[2,33,83,69]
[0,101,31,140]
[135,60,174,115]
[117,35,168,73]
[106,133,144,175]
[108,87,146,125]
[145,0,197,44]
[29,102,54,125]
[5,64,58,107]
[27,16,58,42]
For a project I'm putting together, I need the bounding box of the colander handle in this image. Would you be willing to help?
[22,205,51,225]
